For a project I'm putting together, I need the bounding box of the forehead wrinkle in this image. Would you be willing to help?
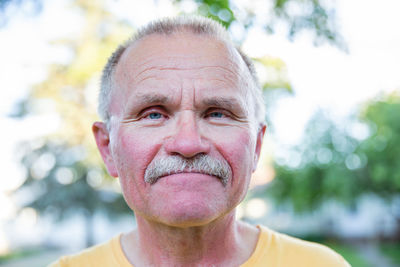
[128,64,242,98]
[134,64,239,78]
[124,50,241,78]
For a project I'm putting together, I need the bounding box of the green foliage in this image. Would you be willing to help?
[358,93,400,197]
[163,0,342,47]
[268,112,360,211]
[268,92,400,213]
[0,247,43,264]
[20,140,130,221]
[272,0,342,47]
[197,0,234,28]
[14,0,134,246]
[324,242,372,267]
[379,242,400,265]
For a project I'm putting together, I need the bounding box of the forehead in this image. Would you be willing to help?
[110,32,250,112]
[118,33,246,82]
[119,32,239,71]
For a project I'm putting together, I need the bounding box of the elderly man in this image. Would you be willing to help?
[50,16,350,266]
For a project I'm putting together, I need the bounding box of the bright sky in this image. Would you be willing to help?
[244,0,400,145]
[0,0,399,226]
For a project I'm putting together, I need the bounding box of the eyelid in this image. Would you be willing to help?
[121,105,170,124]
[139,106,167,115]
[204,108,250,124]
[137,106,170,120]
[205,108,232,118]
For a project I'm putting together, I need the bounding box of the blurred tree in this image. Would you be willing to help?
[358,92,400,198]
[1,0,344,48]
[11,0,342,247]
[19,140,130,246]
[15,0,135,247]
[174,0,344,48]
[266,92,400,239]
[357,92,400,239]
[266,111,360,211]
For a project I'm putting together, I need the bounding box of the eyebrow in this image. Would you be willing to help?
[202,97,246,113]
[123,93,170,117]
[134,93,170,105]
[126,94,247,116]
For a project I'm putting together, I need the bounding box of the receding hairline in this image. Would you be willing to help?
[111,24,233,82]
[118,30,237,71]
[110,16,232,79]
[99,16,266,126]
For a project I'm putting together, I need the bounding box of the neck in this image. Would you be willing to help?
[121,212,259,267]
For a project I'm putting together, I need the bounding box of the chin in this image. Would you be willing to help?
[153,200,226,228]
[159,215,217,228]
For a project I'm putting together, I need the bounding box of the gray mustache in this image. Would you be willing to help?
[144,154,232,186]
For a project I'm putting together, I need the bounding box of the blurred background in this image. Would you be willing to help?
[0,0,399,266]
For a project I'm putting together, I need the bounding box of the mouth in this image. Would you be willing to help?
[143,155,232,186]
[149,169,229,186]
[158,170,221,179]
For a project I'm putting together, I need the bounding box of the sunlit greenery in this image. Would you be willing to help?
[380,242,400,265]
[325,242,372,267]
[266,93,400,238]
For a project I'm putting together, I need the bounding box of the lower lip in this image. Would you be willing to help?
[157,172,221,185]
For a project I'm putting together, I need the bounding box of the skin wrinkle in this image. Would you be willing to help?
[93,31,266,266]
[120,68,250,124]
[122,94,170,122]
[121,93,248,122]
[112,37,252,129]
[201,97,249,120]
[117,65,246,122]
[116,37,241,88]
[121,98,250,127]
[120,40,238,77]
[132,65,240,89]
[99,23,266,127]
[132,212,240,265]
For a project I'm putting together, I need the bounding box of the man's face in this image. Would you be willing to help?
[95,32,265,227]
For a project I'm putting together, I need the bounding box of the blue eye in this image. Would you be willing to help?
[148,112,162,119]
[209,112,224,118]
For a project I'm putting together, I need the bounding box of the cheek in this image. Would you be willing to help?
[212,128,255,206]
[111,128,162,200]
[114,128,161,171]
[212,127,255,179]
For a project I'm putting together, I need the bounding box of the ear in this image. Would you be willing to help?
[252,124,267,172]
[92,121,118,177]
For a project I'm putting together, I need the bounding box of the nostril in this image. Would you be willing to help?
[170,152,207,159]
[166,134,210,158]
[165,113,211,158]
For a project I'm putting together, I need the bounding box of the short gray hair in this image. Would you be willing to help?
[99,16,265,126]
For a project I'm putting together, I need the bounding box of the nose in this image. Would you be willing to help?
[165,111,210,158]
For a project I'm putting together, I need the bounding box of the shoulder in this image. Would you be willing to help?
[48,234,129,267]
[245,225,350,267]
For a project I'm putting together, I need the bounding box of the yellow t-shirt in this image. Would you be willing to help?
[49,225,350,267]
